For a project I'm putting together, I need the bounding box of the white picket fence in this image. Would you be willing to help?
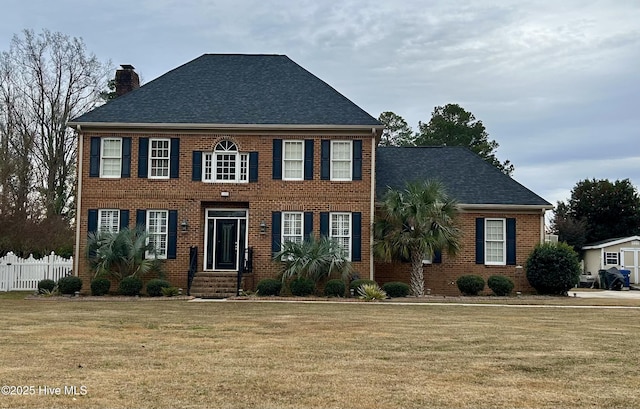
[0,252,73,292]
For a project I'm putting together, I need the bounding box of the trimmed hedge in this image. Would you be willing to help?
[526,242,581,295]
[324,279,346,297]
[146,279,171,297]
[57,276,83,295]
[90,278,111,296]
[487,275,514,296]
[256,278,282,296]
[382,282,410,298]
[289,276,315,296]
[38,279,56,294]
[456,275,485,296]
[118,276,143,296]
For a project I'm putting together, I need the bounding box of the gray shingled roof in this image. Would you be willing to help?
[376,146,551,207]
[72,54,381,126]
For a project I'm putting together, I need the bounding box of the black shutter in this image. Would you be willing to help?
[433,250,442,264]
[506,218,516,265]
[88,209,98,232]
[320,212,329,237]
[271,212,282,253]
[475,218,485,264]
[272,139,282,180]
[89,137,100,177]
[192,151,202,181]
[138,137,149,178]
[353,140,362,181]
[304,140,314,180]
[119,210,130,230]
[121,137,132,178]
[136,209,147,229]
[304,211,313,239]
[352,212,362,262]
[249,152,259,182]
[167,210,178,259]
[320,140,330,180]
[170,138,180,179]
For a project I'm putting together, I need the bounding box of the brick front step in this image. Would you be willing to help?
[190,272,238,299]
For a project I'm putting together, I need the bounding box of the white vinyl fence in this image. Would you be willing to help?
[0,252,73,292]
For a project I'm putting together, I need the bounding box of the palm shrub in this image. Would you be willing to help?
[358,283,387,301]
[324,279,346,297]
[273,235,352,283]
[146,279,171,297]
[289,276,315,296]
[456,275,485,296]
[487,275,514,296]
[526,242,581,295]
[86,227,165,280]
[374,180,461,297]
[349,279,376,294]
[382,281,410,298]
[90,278,111,296]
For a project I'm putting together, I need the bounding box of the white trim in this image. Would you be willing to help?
[98,209,120,233]
[330,140,352,181]
[282,140,304,181]
[99,137,122,178]
[202,141,249,183]
[330,212,352,261]
[146,210,169,259]
[74,129,83,277]
[148,138,170,179]
[203,208,248,272]
[582,236,640,250]
[484,218,506,266]
[370,139,375,281]
[459,204,553,211]
[281,212,304,245]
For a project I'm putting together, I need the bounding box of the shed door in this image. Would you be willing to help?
[620,249,640,284]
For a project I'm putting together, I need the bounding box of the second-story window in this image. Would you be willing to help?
[149,139,170,178]
[203,140,248,183]
[330,141,352,180]
[283,141,304,180]
[100,138,122,178]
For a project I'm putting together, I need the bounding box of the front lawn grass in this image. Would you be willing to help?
[0,298,638,408]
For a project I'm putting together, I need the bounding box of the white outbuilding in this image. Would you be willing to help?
[582,236,640,285]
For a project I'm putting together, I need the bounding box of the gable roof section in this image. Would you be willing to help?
[582,236,640,250]
[376,146,552,208]
[71,54,381,128]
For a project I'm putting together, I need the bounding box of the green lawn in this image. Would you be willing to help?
[0,295,639,408]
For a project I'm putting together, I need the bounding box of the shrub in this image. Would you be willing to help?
[456,275,485,296]
[37,279,56,294]
[487,275,514,296]
[146,279,171,297]
[57,276,83,295]
[324,279,346,297]
[349,279,376,294]
[256,278,282,296]
[161,286,180,297]
[358,283,387,301]
[118,276,143,296]
[382,282,410,298]
[526,242,581,295]
[90,278,111,296]
[289,276,315,296]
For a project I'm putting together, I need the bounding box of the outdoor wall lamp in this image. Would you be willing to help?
[181,219,189,232]
[260,221,268,235]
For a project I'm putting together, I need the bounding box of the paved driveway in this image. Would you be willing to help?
[571,289,640,299]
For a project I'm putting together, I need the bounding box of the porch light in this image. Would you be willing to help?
[181,219,189,232]
[260,221,268,235]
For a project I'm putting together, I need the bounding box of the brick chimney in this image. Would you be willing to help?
[115,64,140,96]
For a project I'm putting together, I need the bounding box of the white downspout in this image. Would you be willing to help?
[74,126,83,277]
[369,131,376,281]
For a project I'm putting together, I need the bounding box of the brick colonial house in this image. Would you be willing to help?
[68,54,552,297]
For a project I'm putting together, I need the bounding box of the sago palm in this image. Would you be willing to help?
[374,180,461,296]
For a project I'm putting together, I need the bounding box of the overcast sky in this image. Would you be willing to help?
[2,0,639,207]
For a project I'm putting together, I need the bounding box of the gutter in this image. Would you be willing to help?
[74,126,83,277]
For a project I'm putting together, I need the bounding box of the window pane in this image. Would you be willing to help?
[283,141,303,180]
[330,213,351,259]
[331,141,352,180]
[283,212,303,244]
[150,139,170,178]
[98,209,119,233]
[101,139,122,177]
[147,210,168,258]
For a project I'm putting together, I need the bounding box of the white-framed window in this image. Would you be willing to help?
[149,138,170,179]
[283,140,304,180]
[282,212,304,245]
[330,212,351,260]
[98,209,120,233]
[147,210,168,259]
[605,252,619,265]
[203,140,248,183]
[331,140,352,181]
[100,138,122,178]
[485,218,506,265]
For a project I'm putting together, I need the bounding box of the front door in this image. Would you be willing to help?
[621,248,640,284]
[204,209,248,271]
[215,219,238,270]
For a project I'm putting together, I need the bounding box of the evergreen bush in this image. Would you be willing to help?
[487,275,514,296]
[256,278,282,296]
[90,278,111,296]
[37,279,56,294]
[118,276,143,296]
[324,279,346,297]
[382,282,410,298]
[456,275,485,296]
[146,279,171,297]
[289,276,315,296]
[526,242,581,295]
[57,276,83,295]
